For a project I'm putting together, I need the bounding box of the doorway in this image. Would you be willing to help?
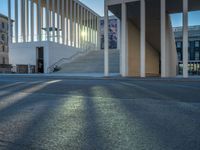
[36,47,44,73]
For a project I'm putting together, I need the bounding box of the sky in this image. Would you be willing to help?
[0,0,200,27]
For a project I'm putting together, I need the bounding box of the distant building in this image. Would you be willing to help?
[8,0,100,73]
[100,16,120,50]
[0,13,9,65]
[174,26,200,76]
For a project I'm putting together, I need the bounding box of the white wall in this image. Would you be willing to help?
[9,41,82,73]
[165,14,177,77]
[48,42,81,68]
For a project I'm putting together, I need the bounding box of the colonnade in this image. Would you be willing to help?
[104,0,189,78]
[8,0,100,49]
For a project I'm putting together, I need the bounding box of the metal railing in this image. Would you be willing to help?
[47,43,96,73]
[178,60,200,75]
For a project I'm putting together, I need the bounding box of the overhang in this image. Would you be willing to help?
[107,0,200,52]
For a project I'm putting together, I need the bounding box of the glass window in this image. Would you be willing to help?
[188,41,191,47]
[177,42,181,48]
[2,45,4,52]
[195,51,200,60]
[2,22,4,29]
[1,34,5,41]
[195,41,199,48]
[2,57,5,64]
[178,52,182,61]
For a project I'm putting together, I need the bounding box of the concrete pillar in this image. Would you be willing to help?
[89,12,91,45]
[21,0,25,42]
[25,0,29,42]
[140,0,146,77]
[183,0,189,78]
[121,2,128,76]
[37,0,41,41]
[8,0,11,44]
[61,0,65,44]
[46,0,50,41]
[161,0,166,77]
[86,10,88,43]
[70,0,73,46]
[57,0,60,43]
[82,8,86,49]
[31,0,34,42]
[52,0,55,42]
[80,6,83,49]
[15,0,18,43]
[117,18,121,50]
[74,1,77,47]
[66,0,69,45]
[77,4,80,48]
[97,16,101,50]
[104,1,109,77]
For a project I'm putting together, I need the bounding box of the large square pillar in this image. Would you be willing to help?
[183,0,189,78]
[121,2,128,77]
[37,0,41,41]
[46,0,50,41]
[8,0,11,44]
[140,0,146,77]
[161,0,166,77]
[104,0,109,77]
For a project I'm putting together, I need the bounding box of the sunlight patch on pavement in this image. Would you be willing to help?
[28,94,86,149]
[90,86,163,149]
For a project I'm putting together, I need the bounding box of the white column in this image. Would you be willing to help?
[83,8,86,48]
[92,15,95,46]
[57,0,60,43]
[52,0,55,42]
[37,0,41,41]
[25,0,29,42]
[86,10,89,43]
[15,0,18,43]
[46,0,50,41]
[30,0,34,42]
[97,16,101,50]
[21,0,25,42]
[121,2,128,76]
[80,6,83,49]
[117,19,121,50]
[66,0,69,45]
[77,4,80,48]
[104,2,109,76]
[183,0,189,78]
[161,0,166,77]
[95,16,98,49]
[8,0,11,44]
[70,0,73,46]
[61,0,65,44]
[74,1,77,47]
[140,0,146,77]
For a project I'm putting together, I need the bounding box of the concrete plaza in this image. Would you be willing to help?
[0,75,200,150]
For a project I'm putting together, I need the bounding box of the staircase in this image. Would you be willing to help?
[56,49,120,73]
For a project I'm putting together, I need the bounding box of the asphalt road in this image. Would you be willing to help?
[0,75,200,150]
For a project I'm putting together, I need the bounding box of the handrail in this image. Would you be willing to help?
[47,43,95,73]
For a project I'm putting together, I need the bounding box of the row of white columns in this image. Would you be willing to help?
[104,0,189,78]
[8,0,100,50]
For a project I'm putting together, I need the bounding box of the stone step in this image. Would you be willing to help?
[57,50,120,73]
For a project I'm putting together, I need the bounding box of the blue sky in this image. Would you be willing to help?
[0,0,200,27]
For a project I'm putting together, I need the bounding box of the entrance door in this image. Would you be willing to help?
[36,47,44,73]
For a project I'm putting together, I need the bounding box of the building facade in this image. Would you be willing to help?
[174,26,200,76]
[100,16,120,50]
[8,0,100,73]
[0,14,9,65]
[104,0,200,78]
